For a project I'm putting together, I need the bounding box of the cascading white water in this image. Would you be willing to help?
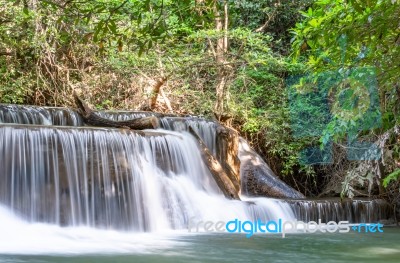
[0,105,394,255]
[0,109,299,254]
[0,105,83,126]
[0,124,296,231]
[0,204,187,255]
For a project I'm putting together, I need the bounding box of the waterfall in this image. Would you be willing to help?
[0,105,83,126]
[0,124,222,230]
[284,199,394,223]
[0,104,395,235]
[0,107,297,231]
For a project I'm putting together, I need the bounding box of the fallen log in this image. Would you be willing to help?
[74,93,159,130]
[188,126,240,200]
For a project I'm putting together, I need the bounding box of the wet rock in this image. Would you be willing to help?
[239,138,305,199]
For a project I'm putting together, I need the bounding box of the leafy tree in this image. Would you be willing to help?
[231,0,313,54]
[291,0,400,194]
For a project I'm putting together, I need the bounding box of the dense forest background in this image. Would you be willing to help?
[0,0,399,201]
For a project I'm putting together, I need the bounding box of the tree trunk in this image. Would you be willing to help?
[74,93,159,130]
[213,0,229,118]
[149,77,167,110]
[189,126,240,200]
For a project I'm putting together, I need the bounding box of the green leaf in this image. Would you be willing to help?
[109,20,117,34]
[308,19,319,27]
[383,169,400,187]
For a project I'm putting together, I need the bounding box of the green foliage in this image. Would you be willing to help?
[229,55,309,175]
[38,0,187,52]
[292,0,400,108]
[291,0,400,196]
[383,169,400,187]
[231,0,313,53]
[291,0,400,146]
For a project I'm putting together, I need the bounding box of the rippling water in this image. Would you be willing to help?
[0,205,399,263]
[0,228,399,263]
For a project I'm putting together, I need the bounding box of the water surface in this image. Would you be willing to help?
[1,228,399,263]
